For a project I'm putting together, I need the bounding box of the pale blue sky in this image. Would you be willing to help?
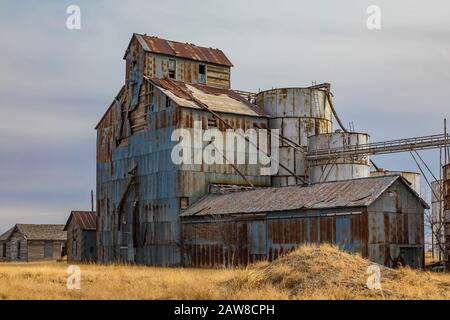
[0,0,449,233]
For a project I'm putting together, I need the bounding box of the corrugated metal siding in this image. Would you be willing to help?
[97,81,270,266]
[444,164,450,270]
[367,180,424,268]
[68,211,97,231]
[256,88,333,186]
[181,180,425,269]
[182,208,368,267]
[444,164,450,211]
[181,176,407,217]
[308,132,370,183]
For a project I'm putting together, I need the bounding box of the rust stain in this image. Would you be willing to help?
[139,34,233,67]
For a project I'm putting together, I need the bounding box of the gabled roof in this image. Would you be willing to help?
[0,227,14,241]
[128,34,233,67]
[148,77,268,117]
[181,175,429,217]
[13,224,67,241]
[64,211,97,231]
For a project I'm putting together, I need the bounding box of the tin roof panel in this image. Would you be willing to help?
[135,34,233,67]
[181,176,429,217]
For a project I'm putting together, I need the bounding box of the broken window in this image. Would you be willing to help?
[2,243,6,257]
[17,241,21,259]
[130,60,137,80]
[198,64,206,84]
[165,97,172,109]
[44,241,53,258]
[180,197,189,211]
[208,116,217,128]
[168,59,176,79]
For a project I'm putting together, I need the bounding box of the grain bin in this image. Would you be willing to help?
[256,87,333,186]
[370,170,421,195]
[308,131,370,183]
[430,180,444,259]
[444,164,450,271]
[444,164,450,210]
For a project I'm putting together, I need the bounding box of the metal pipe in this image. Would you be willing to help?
[325,90,380,171]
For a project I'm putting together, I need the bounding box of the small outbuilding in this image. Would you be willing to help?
[64,211,97,262]
[181,175,428,269]
[0,224,66,262]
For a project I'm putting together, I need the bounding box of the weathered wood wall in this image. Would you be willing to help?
[27,241,65,262]
[125,36,231,89]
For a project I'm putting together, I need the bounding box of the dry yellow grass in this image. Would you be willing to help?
[226,245,450,300]
[425,251,440,267]
[0,244,449,300]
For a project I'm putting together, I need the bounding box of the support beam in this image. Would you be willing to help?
[307,133,450,161]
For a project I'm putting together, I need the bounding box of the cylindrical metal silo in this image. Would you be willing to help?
[256,87,333,186]
[370,170,421,195]
[445,164,450,271]
[430,179,444,259]
[308,131,370,183]
[444,164,450,211]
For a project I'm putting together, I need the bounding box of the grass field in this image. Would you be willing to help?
[0,245,449,300]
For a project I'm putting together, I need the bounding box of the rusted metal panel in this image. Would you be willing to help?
[256,87,333,186]
[150,78,266,117]
[126,34,232,89]
[96,78,271,266]
[181,175,425,217]
[429,179,446,258]
[308,132,370,183]
[136,34,233,67]
[444,164,450,210]
[182,208,369,267]
[65,211,97,231]
[371,170,421,195]
[445,215,450,271]
[367,179,425,268]
[181,178,425,269]
[445,164,450,271]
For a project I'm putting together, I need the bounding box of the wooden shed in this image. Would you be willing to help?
[0,224,66,262]
[64,211,97,262]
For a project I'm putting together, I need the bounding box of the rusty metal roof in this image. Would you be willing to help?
[181,176,429,217]
[133,34,233,67]
[64,211,97,231]
[148,78,268,117]
[13,224,67,241]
